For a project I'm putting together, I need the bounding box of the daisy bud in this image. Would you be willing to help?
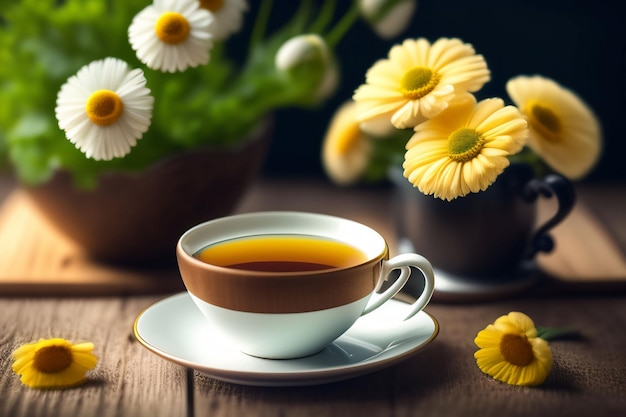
[275,34,329,73]
[359,0,418,39]
[315,59,340,101]
[275,34,333,101]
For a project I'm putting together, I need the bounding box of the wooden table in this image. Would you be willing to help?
[1,176,625,417]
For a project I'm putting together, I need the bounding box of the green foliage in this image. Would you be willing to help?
[363,129,412,182]
[0,0,343,187]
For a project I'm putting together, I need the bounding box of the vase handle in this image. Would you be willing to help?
[521,174,576,259]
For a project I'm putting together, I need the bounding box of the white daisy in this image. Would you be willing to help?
[198,0,248,41]
[55,57,154,161]
[359,0,418,40]
[129,0,214,73]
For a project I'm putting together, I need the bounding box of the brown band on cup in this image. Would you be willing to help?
[177,246,384,313]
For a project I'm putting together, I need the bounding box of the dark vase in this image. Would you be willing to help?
[22,117,273,266]
[389,163,576,300]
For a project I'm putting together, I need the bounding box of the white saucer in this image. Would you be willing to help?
[397,238,540,303]
[431,264,540,303]
[134,292,439,387]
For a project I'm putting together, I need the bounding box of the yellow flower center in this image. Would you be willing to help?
[500,333,534,367]
[448,128,485,162]
[401,67,440,100]
[33,345,73,373]
[528,101,562,142]
[199,0,224,12]
[85,89,124,126]
[155,12,191,44]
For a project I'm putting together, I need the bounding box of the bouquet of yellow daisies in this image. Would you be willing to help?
[322,37,603,200]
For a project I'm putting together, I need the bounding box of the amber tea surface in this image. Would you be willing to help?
[194,234,368,272]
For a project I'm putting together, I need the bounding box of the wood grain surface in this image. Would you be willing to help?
[0,179,624,296]
[0,296,187,417]
[2,294,625,417]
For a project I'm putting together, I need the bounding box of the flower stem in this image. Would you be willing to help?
[325,2,360,47]
[310,0,337,33]
[536,326,583,341]
[249,0,273,51]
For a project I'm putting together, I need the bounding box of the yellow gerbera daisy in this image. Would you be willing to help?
[12,338,98,389]
[403,94,528,201]
[353,37,490,129]
[474,312,553,386]
[506,75,602,180]
[198,0,248,41]
[322,101,373,185]
[128,0,214,73]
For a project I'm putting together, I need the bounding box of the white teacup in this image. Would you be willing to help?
[176,211,434,359]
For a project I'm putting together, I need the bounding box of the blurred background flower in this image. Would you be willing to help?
[358,0,417,40]
[321,100,373,186]
[506,75,602,180]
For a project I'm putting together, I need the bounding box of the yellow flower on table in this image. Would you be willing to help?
[506,75,602,180]
[353,37,490,129]
[474,312,552,386]
[403,93,528,201]
[12,338,98,389]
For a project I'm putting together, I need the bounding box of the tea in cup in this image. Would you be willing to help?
[176,211,435,359]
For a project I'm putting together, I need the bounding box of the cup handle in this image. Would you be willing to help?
[522,174,576,259]
[361,253,435,320]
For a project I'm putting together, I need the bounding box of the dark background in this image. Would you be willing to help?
[258,0,625,183]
